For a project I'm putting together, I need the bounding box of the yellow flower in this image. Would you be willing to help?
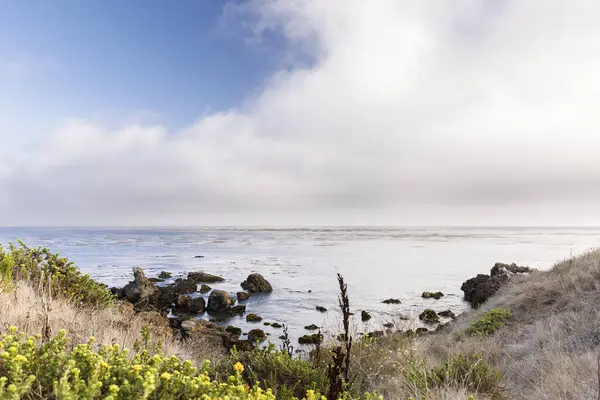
[233,362,244,373]
[161,372,172,381]
[132,364,143,372]
[14,354,27,362]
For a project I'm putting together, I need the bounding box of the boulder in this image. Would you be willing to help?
[382,298,401,304]
[316,306,327,312]
[461,263,533,308]
[110,287,125,299]
[237,292,250,301]
[188,271,224,283]
[123,267,159,303]
[415,327,429,335]
[246,313,263,322]
[225,326,242,336]
[207,290,234,313]
[229,305,246,316]
[422,291,444,300]
[438,310,456,319]
[304,324,319,330]
[200,284,212,293]
[248,329,267,343]
[361,311,372,321]
[241,273,273,293]
[298,333,323,345]
[271,323,282,329]
[189,297,206,314]
[158,271,172,279]
[419,309,440,324]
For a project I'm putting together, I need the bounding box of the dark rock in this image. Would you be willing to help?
[271,323,283,329]
[207,290,234,313]
[246,313,263,322]
[148,277,164,283]
[361,311,372,321]
[229,305,246,316]
[308,290,312,293]
[316,306,327,312]
[174,295,205,314]
[419,309,440,324]
[123,267,159,303]
[382,298,401,304]
[237,292,250,301]
[241,273,273,293]
[110,287,125,299]
[194,255,205,258]
[298,333,323,345]
[248,329,267,343]
[278,335,287,340]
[199,284,212,293]
[225,326,242,336]
[415,327,429,335]
[189,297,206,314]
[264,322,271,326]
[188,271,224,283]
[383,322,394,328]
[304,324,319,330]
[175,294,191,309]
[461,263,533,308]
[422,291,444,300]
[158,271,172,279]
[491,262,533,276]
[438,310,456,319]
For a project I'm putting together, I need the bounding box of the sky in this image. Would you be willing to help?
[1,0,600,226]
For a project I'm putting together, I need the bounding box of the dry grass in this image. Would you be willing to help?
[0,282,223,363]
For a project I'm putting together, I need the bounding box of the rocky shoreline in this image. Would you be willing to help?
[106,260,535,353]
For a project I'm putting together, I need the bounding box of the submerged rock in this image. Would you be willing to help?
[188,271,224,283]
[419,309,440,324]
[438,310,456,319]
[158,271,172,279]
[422,291,444,300]
[237,292,250,301]
[304,324,319,330]
[270,323,283,329]
[298,333,323,345]
[246,313,263,322]
[241,273,273,293]
[382,298,401,304]
[207,290,234,313]
[248,329,267,343]
[225,326,242,336]
[316,306,328,312]
[229,305,246,316]
[199,284,212,293]
[361,311,372,321]
[383,322,394,328]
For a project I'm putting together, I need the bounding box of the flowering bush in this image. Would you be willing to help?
[0,242,113,308]
[0,326,355,400]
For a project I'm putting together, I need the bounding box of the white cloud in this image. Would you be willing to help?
[3,0,600,226]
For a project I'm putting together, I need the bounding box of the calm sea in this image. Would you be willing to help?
[1,227,598,343]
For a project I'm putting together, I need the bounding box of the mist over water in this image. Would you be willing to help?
[1,227,599,344]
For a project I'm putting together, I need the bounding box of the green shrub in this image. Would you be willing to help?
[465,308,512,336]
[0,242,113,308]
[213,345,329,400]
[405,353,503,398]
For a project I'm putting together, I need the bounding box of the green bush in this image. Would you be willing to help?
[0,242,113,308]
[405,353,503,398]
[465,308,512,336]
[213,345,329,400]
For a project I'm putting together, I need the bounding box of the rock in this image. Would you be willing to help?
[271,323,282,329]
[248,329,267,343]
[241,273,273,293]
[229,305,246,316]
[367,330,384,339]
[237,292,250,301]
[123,267,159,303]
[298,333,323,345]
[207,290,234,313]
[226,339,255,352]
[200,284,212,293]
[194,255,205,258]
[382,298,401,304]
[148,277,164,283]
[264,322,271,326]
[491,262,533,276]
[180,319,201,333]
[361,311,372,321]
[189,297,206,314]
[175,294,191,309]
[308,290,312,293]
[415,327,429,335]
[438,310,456,319]
[316,306,327,312]
[225,326,242,336]
[422,291,444,300]
[383,322,394,328]
[110,287,125,299]
[304,324,319,330]
[246,313,263,322]
[158,271,172,279]
[188,271,224,283]
[435,323,449,333]
[461,263,533,308]
[419,309,440,324]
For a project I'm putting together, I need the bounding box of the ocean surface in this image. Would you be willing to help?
[1,227,599,344]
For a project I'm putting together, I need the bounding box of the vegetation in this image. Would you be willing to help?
[464,308,512,337]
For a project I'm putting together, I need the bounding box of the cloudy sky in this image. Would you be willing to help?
[1,0,600,226]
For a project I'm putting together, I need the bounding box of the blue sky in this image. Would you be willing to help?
[0,1,283,132]
[2,1,600,226]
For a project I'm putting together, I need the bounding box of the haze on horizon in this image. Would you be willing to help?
[2,1,600,227]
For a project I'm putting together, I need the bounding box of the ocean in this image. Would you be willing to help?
[1,227,598,343]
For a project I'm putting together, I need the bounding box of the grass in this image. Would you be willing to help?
[464,308,512,336]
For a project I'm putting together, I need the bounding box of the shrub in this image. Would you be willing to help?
[0,242,113,308]
[405,353,503,398]
[465,308,512,336]
[0,325,338,400]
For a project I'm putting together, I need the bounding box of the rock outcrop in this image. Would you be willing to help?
[122,267,159,303]
[361,311,372,321]
[188,271,224,283]
[419,309,440,324]
[241,273,273,293]
[207,290,234,313]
